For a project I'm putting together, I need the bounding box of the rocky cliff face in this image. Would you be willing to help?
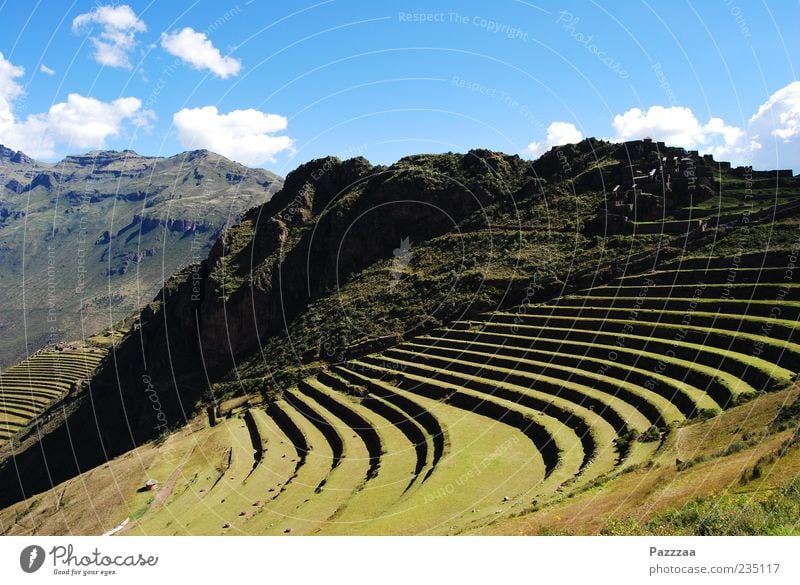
[122,151,534,390]
[0,145,282,367]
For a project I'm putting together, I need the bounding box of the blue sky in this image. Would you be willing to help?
[0,0,798,175]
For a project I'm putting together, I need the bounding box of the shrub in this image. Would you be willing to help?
[637,425,661,443]
[604,474,800,535]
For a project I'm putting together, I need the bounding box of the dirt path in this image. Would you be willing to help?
[113,446,196,535]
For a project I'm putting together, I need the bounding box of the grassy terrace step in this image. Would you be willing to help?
[317,382,550,535]
[433,329,753,407]
[282,390,344,469]
[243,409,269,476]
[479,314,800,375]
[4,361,101,373]
[0,386,59,404]
[454,320,794,392]
[410,335,720,416]
[0,378,70,388]
[377,348,656,434]
[266,401,309,465]
[333,365,447,479]
[553,296,800,322]
[255,400,355,535]
[288,384,442,534]
[346,358,639,505]
[297,378,421,531]
[0,370,77,388]
[317,370,428,480]
[1,370,93,379]
[283,387,373,498]
[347,358,594,479]
[396,342,685,426]
[584,283,800,301]
[246,407,301,495]
[660,251,794,270]
[6,357,101,366]
[300,377,420,491]
[356,352,646,475]
[494,307,799,347]
[284,388,371,483]
[615,267,792,286]
[134,410,299,535]
[0,348,106,446]
[0,403,40,418]
[0,411,28,425]
[297,379,382,478]
[0,396,53,410]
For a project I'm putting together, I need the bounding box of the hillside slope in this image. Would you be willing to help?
[0,145,281,366]
[0,139,798,519]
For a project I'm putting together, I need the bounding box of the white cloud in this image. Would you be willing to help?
[521,82,799,171]
[160,28,241,79]
[523,121,583,158]
[611,105,744,154]
[0,52,24,127]
[610,84,800,171]
[747,81,800,170]
[72,4,146,69]
[0,54,154,159]
[173,106,294,165]
[39,64,55,76]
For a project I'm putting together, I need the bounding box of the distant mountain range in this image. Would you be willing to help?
[0,144,281,366]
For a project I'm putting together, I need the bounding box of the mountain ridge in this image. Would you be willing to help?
[0,143,282,367]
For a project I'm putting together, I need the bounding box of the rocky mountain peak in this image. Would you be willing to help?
[0,144,34,165]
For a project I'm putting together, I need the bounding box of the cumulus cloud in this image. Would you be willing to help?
[161,28,241,79]
[747,81,800,170]
[610,83,800,171]
[0,53,154,159]
[523,121,583,158]
[173,106,294,165]
[72,4,146,69]
[611,105,744,154]
[0,52,24,127]
[39,64,55,76]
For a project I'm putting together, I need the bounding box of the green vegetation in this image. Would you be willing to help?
[2,140,800,535]
[0,346,105,445]
[601,475,800,536]
[0,146,280,367]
